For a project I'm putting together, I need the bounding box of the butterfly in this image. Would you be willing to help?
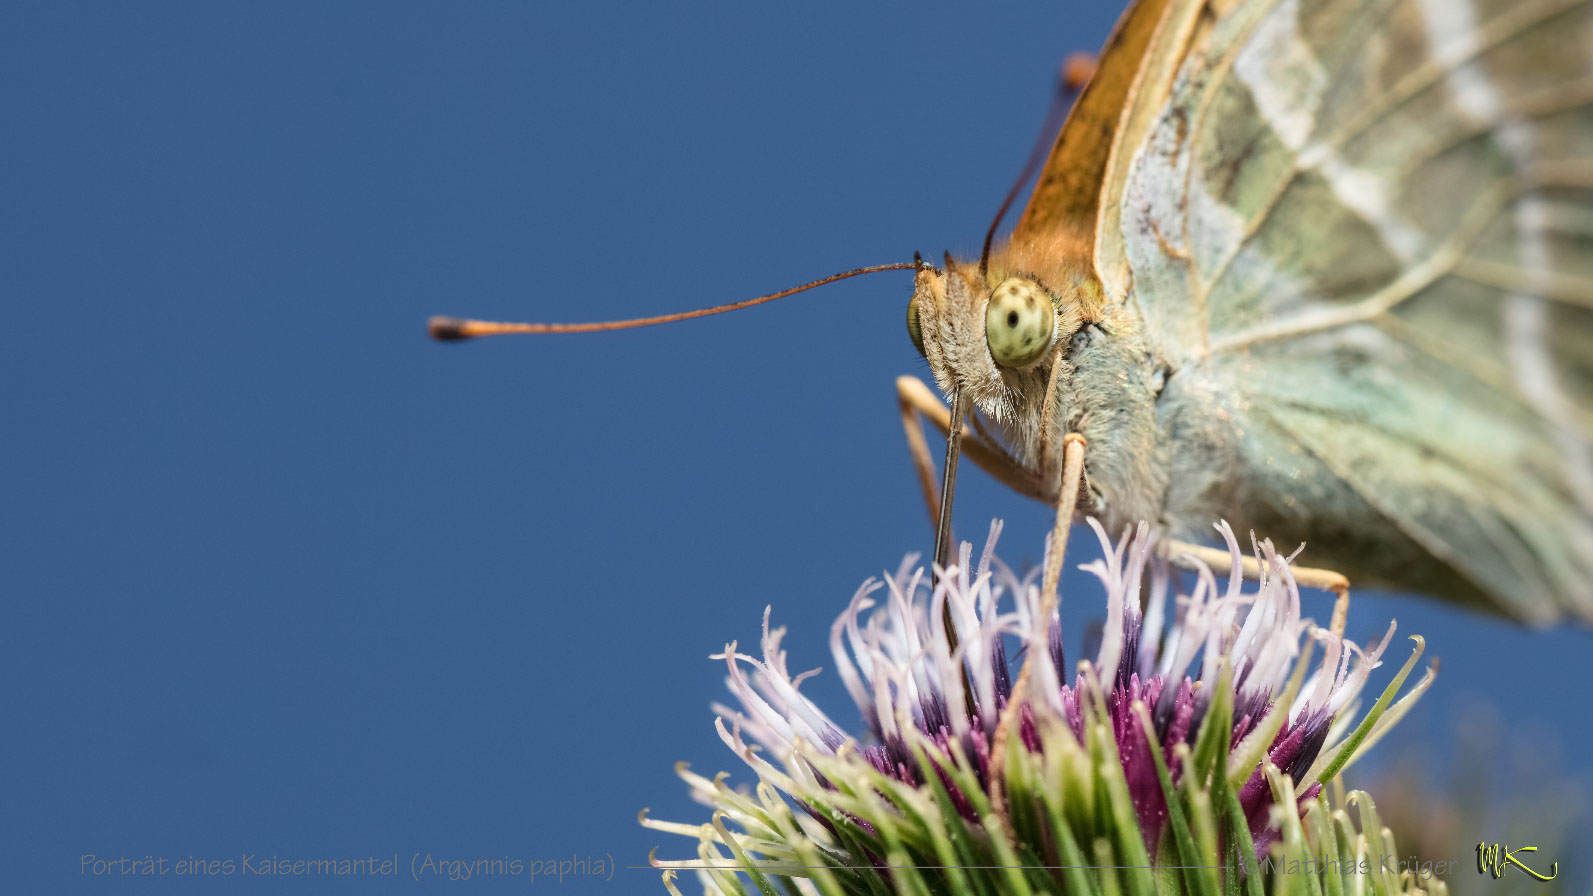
[435,0,1593,624]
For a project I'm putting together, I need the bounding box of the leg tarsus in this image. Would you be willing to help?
[1038,434,1087,615]
[896,377,944,529]
[1164,537,1351,638]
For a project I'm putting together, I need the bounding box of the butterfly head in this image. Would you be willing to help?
[907,252,1096,435]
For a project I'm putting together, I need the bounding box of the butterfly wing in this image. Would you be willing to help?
[1010,0,1182,256]
[1111,0,1593,620]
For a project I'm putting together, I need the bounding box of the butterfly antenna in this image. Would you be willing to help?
[428,262,916,340]
[978,52,1097,280]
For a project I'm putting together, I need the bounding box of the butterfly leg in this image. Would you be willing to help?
[1163,538,1351,638]
[895,375,1050,528]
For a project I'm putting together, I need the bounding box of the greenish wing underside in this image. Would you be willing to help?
[1117,0,1593,620]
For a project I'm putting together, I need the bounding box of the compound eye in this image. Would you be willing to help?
[984,277,1056,368]
[906,294,926,357]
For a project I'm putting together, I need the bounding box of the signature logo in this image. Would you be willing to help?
[1477,843,1558,882]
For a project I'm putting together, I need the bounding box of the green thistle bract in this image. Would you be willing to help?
[646,520,1440,896]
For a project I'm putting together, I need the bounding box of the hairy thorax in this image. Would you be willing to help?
[914,238,1242,540]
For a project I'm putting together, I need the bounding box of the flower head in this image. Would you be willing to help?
[647,519,1437,895]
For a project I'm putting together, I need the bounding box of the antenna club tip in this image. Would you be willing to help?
[428,316,476,341]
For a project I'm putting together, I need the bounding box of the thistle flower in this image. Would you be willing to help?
[645,520,1439,896]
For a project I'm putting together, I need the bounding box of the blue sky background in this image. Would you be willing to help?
[4,1,1589,892]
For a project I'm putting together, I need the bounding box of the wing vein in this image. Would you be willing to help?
[1194,0,1587,309]
[1209,163,1593,352]
[1250,406,1553,619]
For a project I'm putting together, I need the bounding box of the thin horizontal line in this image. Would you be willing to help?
[634,863,1237,871]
